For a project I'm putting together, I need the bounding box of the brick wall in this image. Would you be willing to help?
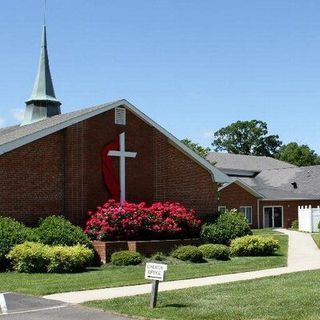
[219,182,258,228]
[0,132,64,225]
[0,106,218,226]
[259,199,320,228]
[219,182,320,228]
[153,130,217,217]
[93,238,204,263]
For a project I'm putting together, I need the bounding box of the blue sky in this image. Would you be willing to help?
[1,0,320,151]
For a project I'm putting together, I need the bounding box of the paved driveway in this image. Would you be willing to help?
[0,293,130,320]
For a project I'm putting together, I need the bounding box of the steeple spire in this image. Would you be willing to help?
[21,25,61,126]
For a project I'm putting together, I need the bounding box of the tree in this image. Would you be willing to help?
[277,142,320,166]
[181,138,210,159]
[212,120,282,157]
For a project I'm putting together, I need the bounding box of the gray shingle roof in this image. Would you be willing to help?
[0,125,20,136]
[240,165,320,200]
[207,152,295,172]
[0,100,119,148]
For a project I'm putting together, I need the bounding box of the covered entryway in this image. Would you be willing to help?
[263,206,283,228]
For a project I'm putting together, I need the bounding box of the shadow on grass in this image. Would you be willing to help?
[162,303,188,308]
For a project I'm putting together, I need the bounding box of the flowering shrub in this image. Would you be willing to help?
[84,200,201,241]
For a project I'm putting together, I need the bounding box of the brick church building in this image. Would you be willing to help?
[0,26,229,226]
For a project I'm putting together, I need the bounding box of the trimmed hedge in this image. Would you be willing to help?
[171,245,203,262]
[7,242,94,273]
[47,245,94,273]
[151,252,167,261]
[198,244,230,260]
[0,217,32,269]
[111,251,142,266]
[230,235,280,256]
[201,210,252,245]
[36,216,92,248]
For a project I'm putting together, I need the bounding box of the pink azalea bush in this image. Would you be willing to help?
[84,200,201,241]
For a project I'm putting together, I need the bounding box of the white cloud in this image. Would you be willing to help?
[11,108,25,122]
[203,131,215,139]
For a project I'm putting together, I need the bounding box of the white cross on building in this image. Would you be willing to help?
[108,132,137,205]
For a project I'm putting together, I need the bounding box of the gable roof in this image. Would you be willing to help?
[207,152,295,172]
[219,179,264,199]
[0,99,230,184]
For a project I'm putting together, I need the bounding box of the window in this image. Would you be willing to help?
[218,206,226,213]
[239,206,252,224]
[115,107,126,125]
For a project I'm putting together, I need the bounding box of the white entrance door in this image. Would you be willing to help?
[263,206,283,228]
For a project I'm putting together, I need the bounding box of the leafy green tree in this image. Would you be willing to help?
[212,120,282,157]
[181,138,210,159]
[277,142,320,166]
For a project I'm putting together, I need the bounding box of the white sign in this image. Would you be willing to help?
[145,263,168,281]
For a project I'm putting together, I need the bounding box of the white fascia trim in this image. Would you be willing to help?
[219,179,264,199]
[0,99,230,184]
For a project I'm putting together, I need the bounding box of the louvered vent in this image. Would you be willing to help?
[115,107,126,125]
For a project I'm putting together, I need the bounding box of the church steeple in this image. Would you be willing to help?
[21,25,61,126]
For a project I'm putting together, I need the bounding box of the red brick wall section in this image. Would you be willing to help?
[259,199,320,228]
[0,106,218,226]
[153,130,218,217]
[0,132,64,226]
[93,239,204,263]
[219,182,320,228]
[64,122,88,225]
[219,182,259,228]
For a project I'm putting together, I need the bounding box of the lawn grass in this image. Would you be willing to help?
[0,234,287,296]
[252,228,283,235]
[86,269,320,320]
[312,233,320,248]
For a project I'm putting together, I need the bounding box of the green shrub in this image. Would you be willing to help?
[7,242,49,273]
[36,216,92,247]
[150,252,167,261]
[0,217,32,269]
[171,245,203,262]
[7,242,94,273]
[291,220,299,230]
[201,210,252,245]
[47,245,94,273]
[230,235,280,256]
[111,251,142,266]
[198,244,230,260]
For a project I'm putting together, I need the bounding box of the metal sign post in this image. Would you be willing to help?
[145,262,168,308]
[150,280,159,308]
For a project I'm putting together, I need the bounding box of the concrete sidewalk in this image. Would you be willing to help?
[44,229,320,304]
